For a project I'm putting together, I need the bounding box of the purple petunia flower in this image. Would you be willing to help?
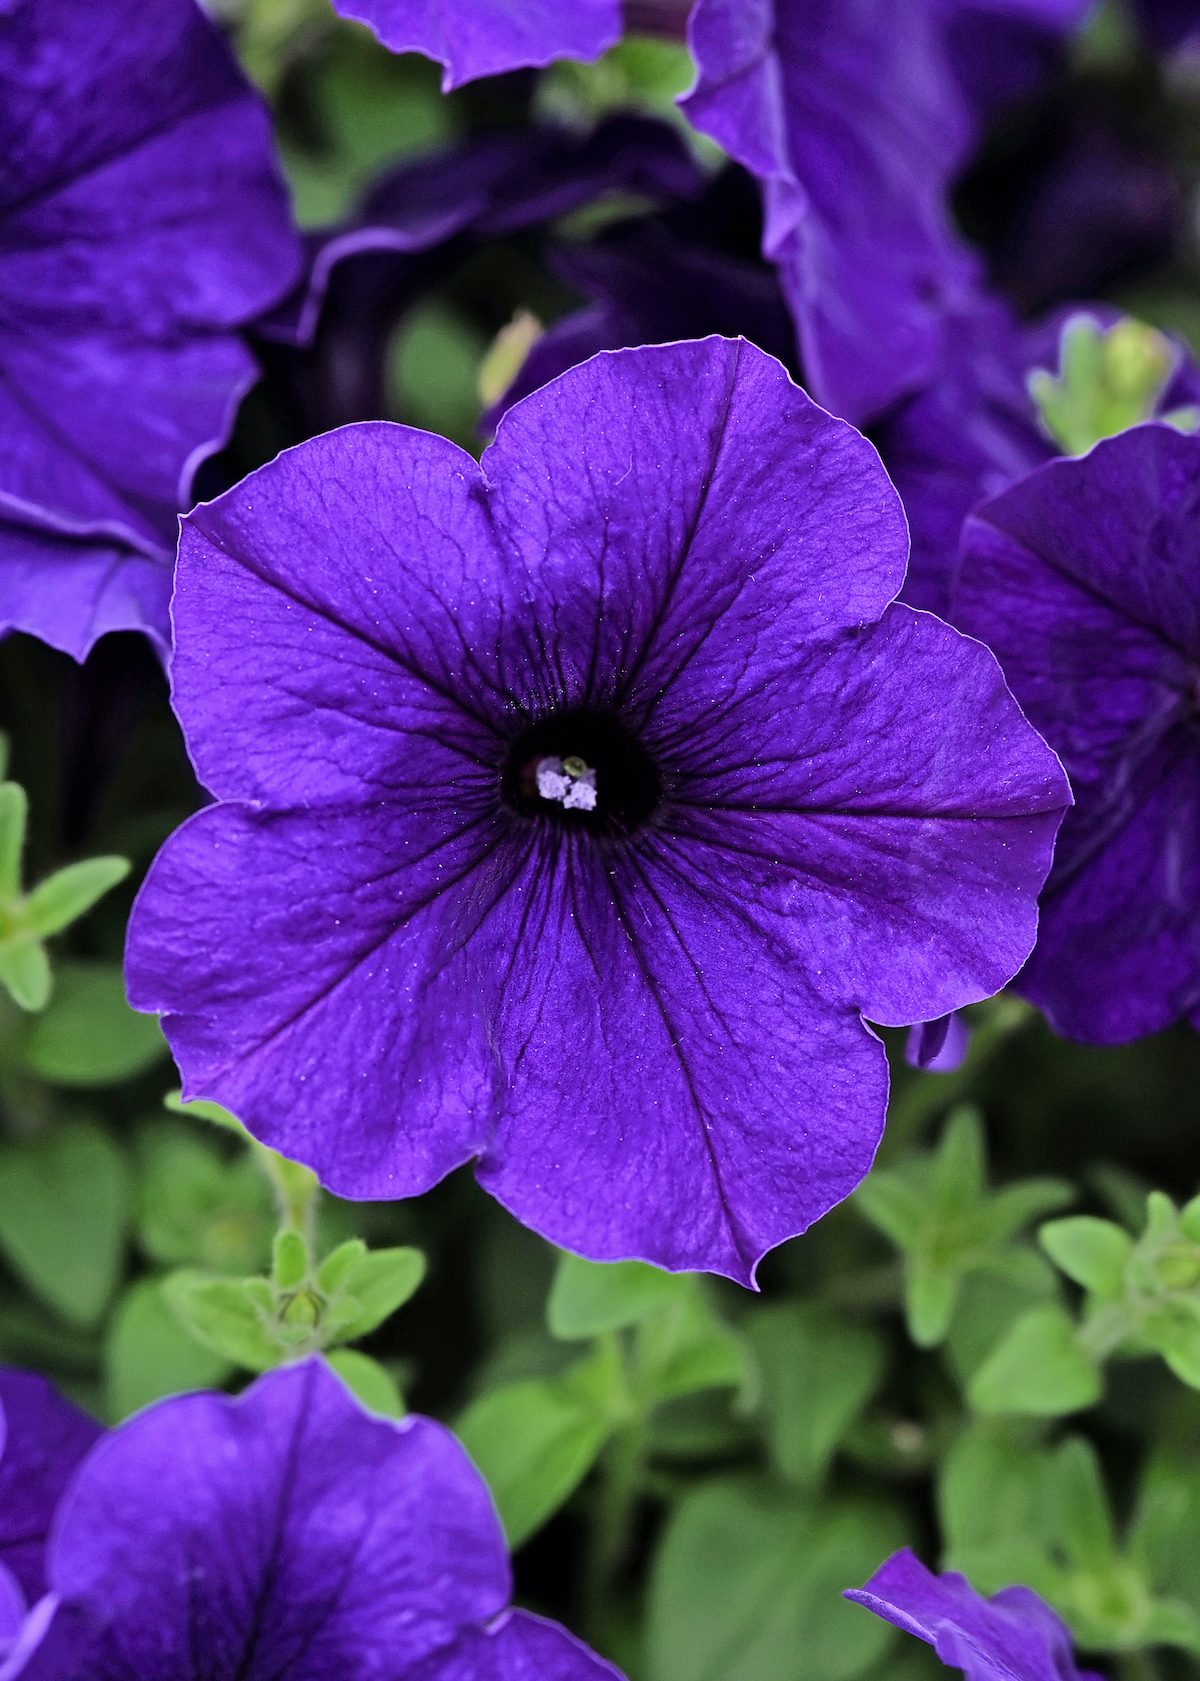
[875,301,1050,618]
[327,0,623,88]
[0,1373,100,1609]
[487,172,796,427]
[681,0,983,424]
[1,1361,618,1681]
[0,0,300,659]
[954,423,1200,1043]
[879,306,1200,617]
[680,0,1096,423]
[255,117,702,439]
[984,110,1183,316]
[846,1549,1104,1681]
[125,338,1069,1281]
[937,0,1093,115]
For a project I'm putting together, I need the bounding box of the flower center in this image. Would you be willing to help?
[502,708,662,834]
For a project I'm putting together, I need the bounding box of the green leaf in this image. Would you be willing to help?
[1143,1300,1200,1389]
[637,1284,747,1405]
[134,1130,272,1274]
[277,39,450,224]
[164,1092,248,1136]
[20,961,165,1084]
[548,1251,680,1339]
[387,300,488,446]
[969,1305,1102,1417]
[1131,1451,1200,1607]
[1178,1195,1200,1244]
[104,1278,230,1420]
[321,1246,426,1343]
[1144,1190,1178,1243]
[1029,314,1179,455]
[0,1118,130,1325]
[905,1261,960,1348]
[457,1373,612,1547]
[537,34,698,134]
[1138,1599,1200,1653]
[326,1349,405,1418]
[1053,1437,1119,1570]
[0,938,51,1011]
[944,1265,1058,1387]
[478,311,542,411]
[931,1108,986,1212]
[23,856,129,937]
[750,1304,885,1488]
[0,781,28,897]
[854,1172,924,1250]
[647,1481,904,1681]
[315,1238,368,1294]
[273,1229,309,1291]
[1041,1216,1133,1298]
[939,1425,1059,1590]
[163,1271,283,1372]
[975,1179,1074,1245]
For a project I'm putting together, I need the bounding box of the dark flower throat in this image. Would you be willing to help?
[501,707,663,835]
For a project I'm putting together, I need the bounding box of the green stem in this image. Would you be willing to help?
[254,1143,319,1247]
[1079,1301,1140,1363]
[585,1421,647,1633]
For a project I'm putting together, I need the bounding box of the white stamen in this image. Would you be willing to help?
[563,773,597,811]
[536,755,598,811]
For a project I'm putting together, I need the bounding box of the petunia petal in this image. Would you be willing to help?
[846,1549,1102,1681]
[478,832,888,1283]
[413,1612,622,1681]
[328,0,621,89]
[683,0,975,421]
[0,511,172,662]
[41,1362,511,1679]
[0,1371,100,1606]
[173,424,503,808]
[126,802,504,1196]
[956,424,1200,1040]
[1016,729,1200,1041]
[665,606,1070,1025]
[485,337,909,691]
[0,1569,22,1644]
[0,0,299,649]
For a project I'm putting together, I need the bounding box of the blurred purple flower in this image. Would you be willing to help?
[327,0,622,88]
[682,0,979,422]
[955,424,1200,1043]
[489,172,796,423]
[1135,0,1200,49]
[876,300,1049,616]
[126,338,1068,1279]
[983,105,1183,315]
[938,0,1092,117]
[880,305,1200,616]
[677,0,1096,422]
[0,0,300,659]
[0,1373,99,1608]
[847,1549,1104,1681]
[3,1361,617,1681]
[253,118,701,440]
